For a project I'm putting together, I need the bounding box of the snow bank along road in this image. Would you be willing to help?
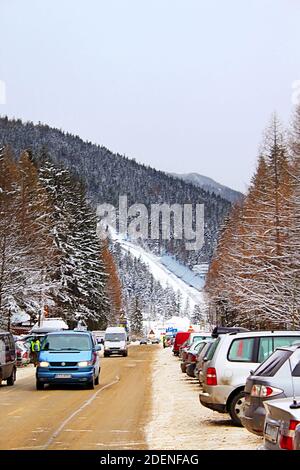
[0,345,262,450]
[0,346,153,450]
[147,348,262,450]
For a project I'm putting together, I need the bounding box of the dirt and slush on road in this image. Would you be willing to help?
[0,346,153,450]
[0,345,262,450]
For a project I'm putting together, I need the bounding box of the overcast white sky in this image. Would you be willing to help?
[0,0,299,191]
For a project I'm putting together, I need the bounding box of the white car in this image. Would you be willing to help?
[199,330,300,425]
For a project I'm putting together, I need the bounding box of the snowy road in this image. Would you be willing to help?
[0,346,154,450]
[0,346,262,450]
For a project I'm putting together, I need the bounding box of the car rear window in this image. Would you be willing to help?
[253,349,292,377]
[194,342,207,354]
[228,338,255,362]
[292,362,300,377]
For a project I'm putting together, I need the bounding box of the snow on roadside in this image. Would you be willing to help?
[146,347,262,450]
[16,364,35,380]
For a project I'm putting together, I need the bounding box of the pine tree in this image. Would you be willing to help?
[129,298,143,335]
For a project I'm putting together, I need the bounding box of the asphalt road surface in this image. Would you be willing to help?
[0,345,155,450]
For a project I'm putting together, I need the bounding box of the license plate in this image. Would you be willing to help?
[265,423,279,443]
[55,374,72,379]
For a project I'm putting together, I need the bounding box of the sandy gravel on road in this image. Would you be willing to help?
[146,347,262,450]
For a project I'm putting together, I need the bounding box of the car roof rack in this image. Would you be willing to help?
[211,326,250,338]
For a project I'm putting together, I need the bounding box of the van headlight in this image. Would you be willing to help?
[39,361,49,368]
[78,361,89,367]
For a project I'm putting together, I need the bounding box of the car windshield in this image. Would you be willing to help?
[105,333,126,342]
[41,334,91,351]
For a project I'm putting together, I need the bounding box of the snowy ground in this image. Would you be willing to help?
[146,347,262,450]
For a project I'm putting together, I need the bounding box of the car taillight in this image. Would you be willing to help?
[206,367,217,386]
[251,385,283,398]
[279,420,300,450]
[188,353,196,362]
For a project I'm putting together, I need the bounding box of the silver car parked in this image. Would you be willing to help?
[263,397,300,450]
[199,331,300,425]
[242,344,300,435]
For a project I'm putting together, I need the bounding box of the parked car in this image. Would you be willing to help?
[263,397,300,450]
[0,331,17,386]
[195,340,215,384]
[185,340,213,377]
[104,327,128,357]
[180,340,207,374]
[242,344,300,435]
[180,333,212,363]
[173,332,191,356]
[36,330,101,390]
[199,330,300,425]
[15,341,30,367]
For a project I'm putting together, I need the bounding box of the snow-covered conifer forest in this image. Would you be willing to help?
[206,108,300,329]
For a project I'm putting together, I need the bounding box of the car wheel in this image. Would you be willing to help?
[180,363,186,373]
[228,391,245,426]
[95,370,100,386]
[123,350,128,357]
[36,380,44,390]
[104,352,110,357]
[87,377,95,390]
[7,368,16,386]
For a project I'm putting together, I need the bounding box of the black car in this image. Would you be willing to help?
[0,331,17,386]
[139,338,148,345]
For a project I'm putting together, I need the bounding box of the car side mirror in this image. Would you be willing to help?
[250,370,254,375]
[95,345,101,352]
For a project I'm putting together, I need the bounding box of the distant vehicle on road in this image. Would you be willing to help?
[104,327,128,357]
[151,338,160,344]
[139,338,148,345]
[92,330,106,345]
[36,330,101,390]
[0,331,17,386]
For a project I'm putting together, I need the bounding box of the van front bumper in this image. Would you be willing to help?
[36,367,95,384]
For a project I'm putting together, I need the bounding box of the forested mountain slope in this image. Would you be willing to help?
[0,117,231,266]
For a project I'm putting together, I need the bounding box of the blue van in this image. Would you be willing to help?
[36,330,101,390]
